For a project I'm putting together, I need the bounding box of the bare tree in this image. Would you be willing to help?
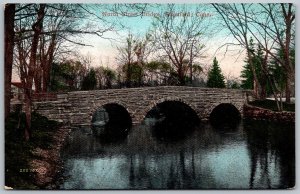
[116,33,135,87]
[151,4,208,85]
[249,3,295,103]
[12,4,117,140]
[212,4,262,98]
[213,3,295,104]
[19,4,46,140]
[14,4,116,92]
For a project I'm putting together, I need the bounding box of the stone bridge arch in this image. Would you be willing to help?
[89,100,135,124]
[205,102,243,119]
[139,97,200,123]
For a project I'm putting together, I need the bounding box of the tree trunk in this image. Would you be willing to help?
[178,65,185,86]
[285,73,292,103]
[282,54,293,103]
[260,60,268,99]
[127,63,131,88]
[34,68,42,92]
[189,40,194,85]
[23,4,46,141]
[264,73,282,111]
[260,83,266,99]
[42,34,56,92]
[24,89,32,141]
[4,4,15,119]
[247,48,261,99]
[281,4,294,103]
[251,67,261,99]
[189,65,193,85]
[282,51,292,103]
[42,66,50,92]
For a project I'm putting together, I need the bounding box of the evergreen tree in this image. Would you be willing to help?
[81,68,97,90]
[240,63,253,89]
[240,39,271,97]
[255,44,269,98]
[268,47,295,94]
[207,57,225,88]
[241,37,256,90]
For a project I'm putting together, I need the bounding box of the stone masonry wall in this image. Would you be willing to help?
[33,86,248,126]
[243,104,295,123]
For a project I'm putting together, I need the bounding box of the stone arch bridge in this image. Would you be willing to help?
[33,86,250,126]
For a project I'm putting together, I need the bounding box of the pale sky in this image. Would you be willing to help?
[77,4,246,80]
[79,34,245,78]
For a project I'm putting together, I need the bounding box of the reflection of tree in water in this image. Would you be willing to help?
[128,150,205,189]
[128,154,153,189]
[244,120,295,189]
[180,150,190,188]
[129,155,135,188]
[62,128,99,158]
[166,148,216,189]
[126,146,216,189]
[271,122,295,188]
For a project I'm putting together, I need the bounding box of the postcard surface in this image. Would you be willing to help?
[4,3,295,190]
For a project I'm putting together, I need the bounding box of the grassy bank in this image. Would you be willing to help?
[5,112,61,189]
[248,99,295,112]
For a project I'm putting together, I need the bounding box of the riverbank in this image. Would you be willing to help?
[244,104,295,123]
[29,125,71,189]
[5,112,71,189]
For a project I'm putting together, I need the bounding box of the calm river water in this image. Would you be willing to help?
[59,119,295,189]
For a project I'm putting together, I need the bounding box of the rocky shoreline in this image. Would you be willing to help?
[29,125,71,189]
[243,104,295,123]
